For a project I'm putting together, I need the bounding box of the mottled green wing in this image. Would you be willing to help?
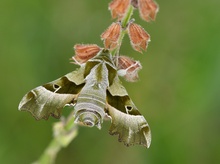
[18,67,85,120]
[107,76,151,148]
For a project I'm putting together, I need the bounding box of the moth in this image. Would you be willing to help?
[18,49,151,148]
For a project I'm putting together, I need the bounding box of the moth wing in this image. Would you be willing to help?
[107,76,151,148]
[18,66,85,120]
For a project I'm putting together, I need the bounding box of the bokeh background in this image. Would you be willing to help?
[1,0,220,163]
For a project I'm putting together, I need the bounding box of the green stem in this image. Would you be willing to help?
[33,138,62,164]
[121,5,134,28]
[112,5,134,66]
[33,114,78,164]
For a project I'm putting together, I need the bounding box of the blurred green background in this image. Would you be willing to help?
[1,0,220,163]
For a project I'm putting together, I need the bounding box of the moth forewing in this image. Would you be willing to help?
[107,76,151,148]
[18,67,86,120]
[107,104,151,148]
[18,86,77,120]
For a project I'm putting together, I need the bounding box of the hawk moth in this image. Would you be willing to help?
[18,49,151,148]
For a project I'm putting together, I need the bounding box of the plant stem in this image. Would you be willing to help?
[121,5,134,28]
[112,5,134,67]
[33,113,78,164]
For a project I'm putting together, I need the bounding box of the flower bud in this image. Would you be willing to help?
[116,56,142,82]
[101,22,122,50]
[72,44,101,65]
[109,0,130,20]
[138,0,159,22]
[128,22,150,53]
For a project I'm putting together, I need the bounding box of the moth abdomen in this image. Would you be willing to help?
[74,92,107,129]
[74,108,102,129]
[73,61,109,129]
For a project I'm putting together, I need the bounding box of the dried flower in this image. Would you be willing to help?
[116,56,142,82]
[108,0,159,22]
[128,22,150,53]
[138,0,159,22]
[101,22,122,50]
[72,44,101,65]
[109,0,130,20]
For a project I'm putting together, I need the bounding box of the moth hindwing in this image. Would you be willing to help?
[18,49,151,148]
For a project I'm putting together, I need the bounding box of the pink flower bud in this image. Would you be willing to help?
[138,0,159,22]
[116,56,142,82]
[101,22,122,50]
[109,0,130,20]
[72,44,101,65]
[128,22,150,53]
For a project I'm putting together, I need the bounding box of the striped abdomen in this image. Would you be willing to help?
[74,61,110,129]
